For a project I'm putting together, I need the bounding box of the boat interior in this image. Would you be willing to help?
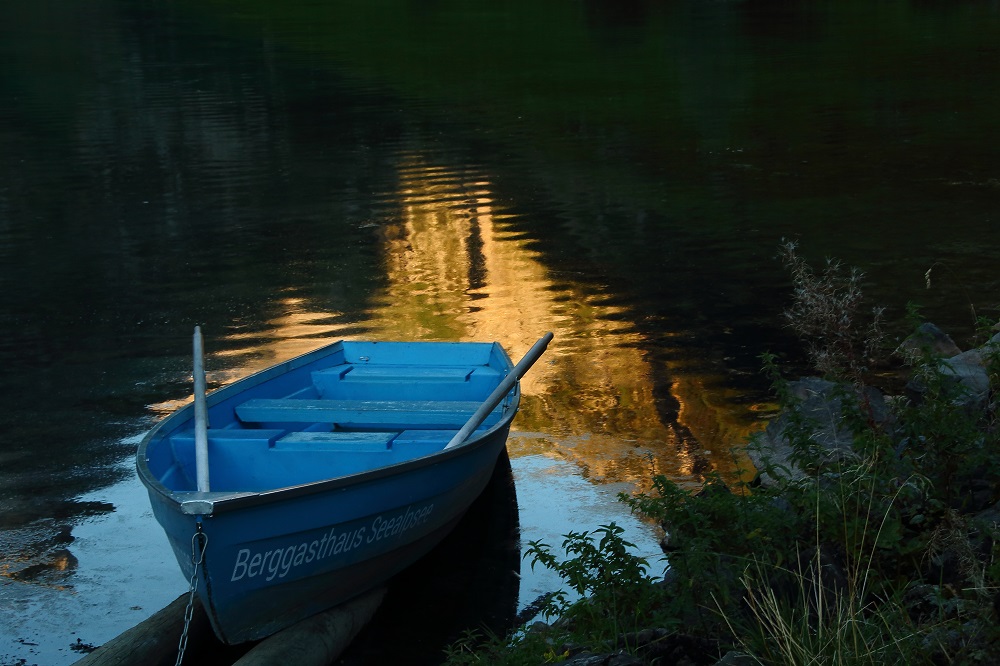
[149,361,510,493]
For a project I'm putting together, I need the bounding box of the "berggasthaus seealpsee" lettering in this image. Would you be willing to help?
[230,503,434,583]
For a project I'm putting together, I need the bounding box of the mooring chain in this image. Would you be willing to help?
[175,526,208,666]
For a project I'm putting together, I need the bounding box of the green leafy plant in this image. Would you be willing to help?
[524,523,663,642]
[445,248,1000,665]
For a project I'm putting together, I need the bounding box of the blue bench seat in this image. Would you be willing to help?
[234,398,500,428]
[310,364,503,401]
[273,431,395,452]
[164,428,458,492]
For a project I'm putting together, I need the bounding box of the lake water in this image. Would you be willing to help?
[1,0,998,663]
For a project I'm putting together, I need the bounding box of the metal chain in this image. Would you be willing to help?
[175,526,208,666]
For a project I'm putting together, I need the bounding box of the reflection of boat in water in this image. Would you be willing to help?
[339,448,523,665]
[137,334,550,644]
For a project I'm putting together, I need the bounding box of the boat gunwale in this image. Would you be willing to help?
[136,339,519,515]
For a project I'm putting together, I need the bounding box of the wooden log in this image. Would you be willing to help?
[232,587,386,666]
[74,593,212,666]
[75,587,385,665]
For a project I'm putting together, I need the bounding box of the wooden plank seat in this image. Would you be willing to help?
[273,431,395,452]
[313,364,485,382]
[163,429,456,491]
[234,398,501,428]
[273,430,453,457]
[310,364,503,401]
[170,429,286,448]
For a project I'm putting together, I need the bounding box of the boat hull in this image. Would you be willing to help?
[138,340,519,643]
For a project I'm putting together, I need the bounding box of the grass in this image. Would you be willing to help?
[725,548,918,666]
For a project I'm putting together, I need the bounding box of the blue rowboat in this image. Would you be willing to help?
[137,333,552,644]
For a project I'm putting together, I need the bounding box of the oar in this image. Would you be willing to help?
[444,332,554,450]
[193,326,210,492]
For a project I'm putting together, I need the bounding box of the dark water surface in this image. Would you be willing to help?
[2,0,998,662]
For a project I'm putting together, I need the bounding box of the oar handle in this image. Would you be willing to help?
[444,332,554,450]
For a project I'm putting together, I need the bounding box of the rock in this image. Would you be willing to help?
[526,621,551,634]
[907,347,992,411]
[903,326,998,411]
[617,627,669,650]
[941,349,991,408]
[897,322,963,359]
[985,331,1000,361]
[714,651,756,666]
[563,651,643,666]
[960,477,995,513]
[747,377,888,487]
[973,500,1000,529]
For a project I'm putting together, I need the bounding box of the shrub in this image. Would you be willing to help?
[778,240,885,385]
[444,250,1000,665]
[624,249,1000,664]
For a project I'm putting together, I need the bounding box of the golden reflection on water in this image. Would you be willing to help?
[147,299,364,415]
[217,298,357,366]
[183,158,762,492]
[361,158,760,491]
